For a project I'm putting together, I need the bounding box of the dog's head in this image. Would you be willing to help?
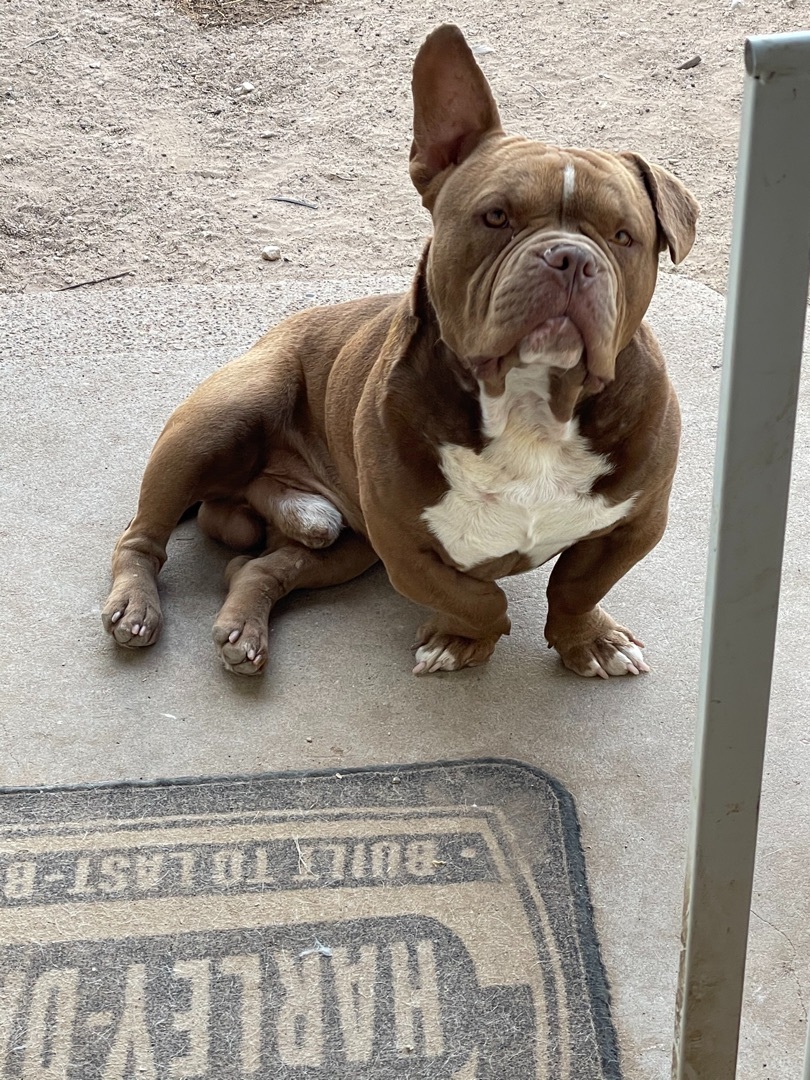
[410,24,699,390]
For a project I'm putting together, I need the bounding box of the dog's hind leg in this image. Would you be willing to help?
[245,475,344,550]
[212,531,378,674]
[197,499,266,552]
[102,382,270,649]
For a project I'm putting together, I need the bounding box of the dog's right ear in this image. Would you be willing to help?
[410,24,504,207]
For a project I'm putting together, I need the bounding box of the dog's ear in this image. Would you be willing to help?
[622,153,700,265]
[410,24,504,206]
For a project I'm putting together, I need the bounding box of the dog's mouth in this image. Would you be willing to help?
[466,317,585,383]
[518,316,584,369]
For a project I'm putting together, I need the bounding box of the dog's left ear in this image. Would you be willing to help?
[410,24,504,207]
[622,153,700,265]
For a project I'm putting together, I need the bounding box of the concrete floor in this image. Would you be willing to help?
[1,272,809,1078]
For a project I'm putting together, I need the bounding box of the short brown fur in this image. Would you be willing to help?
[102,24,698,678]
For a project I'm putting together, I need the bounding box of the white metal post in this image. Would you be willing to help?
[672,33,810,1080]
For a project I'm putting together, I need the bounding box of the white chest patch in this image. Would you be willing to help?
[422,366,636,571]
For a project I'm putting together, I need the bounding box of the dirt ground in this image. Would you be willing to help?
[0,0,802,297]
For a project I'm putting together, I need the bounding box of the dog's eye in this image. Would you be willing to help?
[614,229,633,246]
[484,208,509,229]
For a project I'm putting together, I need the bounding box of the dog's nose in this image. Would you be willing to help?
[540,243,597,280]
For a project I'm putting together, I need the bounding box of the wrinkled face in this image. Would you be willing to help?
[426,136,662,387]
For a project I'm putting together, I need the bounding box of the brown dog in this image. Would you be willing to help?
[103,24,698,679]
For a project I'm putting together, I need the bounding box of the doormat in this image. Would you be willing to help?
[0,759,620,1079]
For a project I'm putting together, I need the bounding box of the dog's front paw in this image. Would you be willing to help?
[102,584,163,648]
[557,633,649,679]
[412,625,499,676]
[212,618,268,675]
[547,608,649,679]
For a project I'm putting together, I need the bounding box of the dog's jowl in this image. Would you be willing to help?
[102,24,698,679]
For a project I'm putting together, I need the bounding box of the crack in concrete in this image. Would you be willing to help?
[751,908,808,1022]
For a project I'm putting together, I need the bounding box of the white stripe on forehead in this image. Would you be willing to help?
[562,162,576,207]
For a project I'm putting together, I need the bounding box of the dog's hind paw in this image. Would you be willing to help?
[212,618,268,675]
[276,493,344,549]
[102,587,163,648]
